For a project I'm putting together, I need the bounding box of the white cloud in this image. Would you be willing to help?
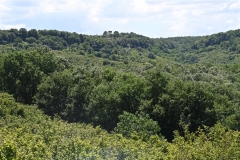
[0,23,26,29]
[207,26,213,31]
[0,1,10,10]
[226,19,234,24]
[128,0,167,15]
[215,3,228,11]
[191,9,205,16]
[229,1,240,10]
[37,0,111,24]
[0,0,11,17]
[39,0,86,13]
[169,22,186,32]
[118,19,129,25]
[0,0,239,37]
[171,9,189,18]
[24,7,37,18]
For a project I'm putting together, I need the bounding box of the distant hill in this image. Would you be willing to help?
[1,28,240,65]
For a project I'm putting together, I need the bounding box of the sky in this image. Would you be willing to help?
[0,0,239,38]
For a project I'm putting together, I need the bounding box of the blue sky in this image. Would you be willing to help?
[0,0,239,38]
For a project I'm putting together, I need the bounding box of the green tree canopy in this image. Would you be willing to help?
[114,111,161,141]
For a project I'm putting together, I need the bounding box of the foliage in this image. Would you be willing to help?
[1,93,240,159]
[0,47,65,104]
[114,111,160,141]
[87,72,146,131]
[167,124,240,159]
[1,51,43,104]
[35,70,74,117]
[1,28,240,157]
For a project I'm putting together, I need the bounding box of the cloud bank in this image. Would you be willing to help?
[0,0,239,37]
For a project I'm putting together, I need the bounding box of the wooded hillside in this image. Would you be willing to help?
[0,28,240,159]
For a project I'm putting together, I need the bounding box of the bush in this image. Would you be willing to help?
[114,111,161,141]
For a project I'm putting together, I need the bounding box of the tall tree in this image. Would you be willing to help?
[19,28,28,40]
[114,111,160,141]
[36,70,74,117]
[28,29,39,39]
[1,52,43,104]
[113,31,120,38]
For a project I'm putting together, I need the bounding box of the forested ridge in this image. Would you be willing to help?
[0,28,240,159]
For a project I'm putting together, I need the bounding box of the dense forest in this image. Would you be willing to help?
[0,28,240,159]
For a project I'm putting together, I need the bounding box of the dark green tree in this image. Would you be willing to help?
[87,72,146,131]
[153,81,216,140]
[26,37,37,43]
[103,31,108,37]
[28,29,39,39]
[68,34,80,45]
[1,46,62,104]
[7,32,16,42]
[65,68,94,122]
[145,69,168,107]
[87,82,121,131]
[19,28,28,40]
[113,31,120,38]
[114,111,160,141]
[0,56,3,91]
[35,70,74,118]
[1,52,43,104]
[116,73,147,113]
